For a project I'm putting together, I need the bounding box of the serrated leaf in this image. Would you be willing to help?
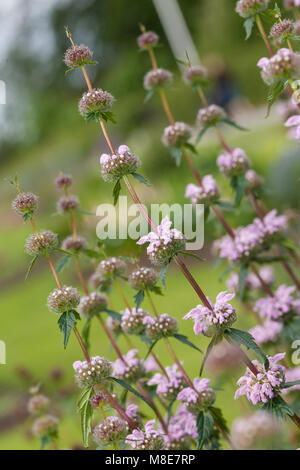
[149,285,163,296]
[243,17,255,40]
[81,399,93,447]
[262,395,294,419]
[200,335,221,376]
[134,290,145,309]
[56,254,72,274]
[107,377,156,412]
[282,380,300,389]
[209,406,230,434]
[159,263,169,290]
[225,328,269,370]
[25,255,38,280]
[132,172,150,186]
[57,311,79,349]
[77,385,94,411]
[266,80,289,117]
[196,410,214,450]
[196,126,209,144]
[173,333,202,353]
[222,118,248,131]
[113,179,122,206]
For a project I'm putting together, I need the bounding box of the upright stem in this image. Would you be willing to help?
[75,257,89,295]
[104,387,137,430]
[114,278,131,310]
[98,315,125,362]
[73,325,91,362]
[159,88,175,125]
[251,265,274,298]
[145,289,159,318]
[123,176,156,231]
[255,15,274,57]
[46,255,62,289]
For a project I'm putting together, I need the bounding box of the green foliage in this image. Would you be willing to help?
[133,289,145,309]
[25,255,38,280]
[262,395,294,420]
[196,410,214,450]
[77,386,94,448]
[224,327,269,370]
[56,254,72,274]
[173,333,202,354]
[57,310,80,349]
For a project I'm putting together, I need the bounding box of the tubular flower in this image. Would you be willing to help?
[100,145,140,183]
[177,378,216,413]
[47,286,80,314]
[126,420,165,450]
[217,147,250,177]
[147,364,187,403]
[185,175,220,205]
[73,356,112,387]
[250,320,283,345]
[143,314,178,340]
[254,284,300,321]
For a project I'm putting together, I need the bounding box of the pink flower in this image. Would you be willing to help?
[126,420,165,450]
[184,291,237,337]
[185,175,220,205]
[285,115,300,141]
[177,378,216,413]
[249,320,283,345]
[254,284,300,320]
[217,147,250,176]
[147,364,186,401]
[235,353,286,405]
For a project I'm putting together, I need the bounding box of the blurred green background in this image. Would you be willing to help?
[0,0,300,450]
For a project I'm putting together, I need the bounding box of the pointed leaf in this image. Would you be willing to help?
[56,254,72,274]
[107,377,156,412]
[25,255,38,280]
[225,328,269,370]
[173,333,202,353]
[134,290,145,309]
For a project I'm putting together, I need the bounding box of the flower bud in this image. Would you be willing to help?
[64,44,93,68]
[144,69,173,90]
[217,147,250,177]
[25,231,58,256]
[183,65,208,88]
[47,286,80,314]
[100,145,140,183]
[197,105,226,127]
[12,192,38,218]
[137,31,159,49]
[57,195,79,214]
[270,19,294,40]
[78,292,108,318]
[79,89,114,120]
[235,0,269,18]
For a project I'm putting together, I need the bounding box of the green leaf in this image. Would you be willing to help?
[262,395,294,419]
[144,339,159,359]
[225,328,269,370]
[214,201,236,212]
[183,142,197,154]
[82,248,102,259]
[200,335,222,376]
[132,172,150,186]
[105,309,122,321]
[266,80,289,117]
[81,318,91,353]
[25,255,38,280]
[282,380,300,389]
[76,209,96,216]
[134,290,145,309]
[238,264,249,301]
[56,254,72,274]
[196,126,209,144]
[243,17,255,40]
[76,386,94,448]
[149,285,163,296]
[170,146,182,166]
[40,434,52,450]
[77,385,94,411]
[280,318,300,341]
[231,174,247,207]
[57,311,79,349]
[218,264,238,282]
[178,251,205,263]
[196,410,214,450]
[173,333,202,353]
[144,89,154,103]
[159,263,169,290]
[210,406,230,434]
[107,377,156,412]
[113,179,122,206]
[222,118,248,131]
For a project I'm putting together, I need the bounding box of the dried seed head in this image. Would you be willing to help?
[64,44,93,68]
[235,0,269,18]
[79,88,115,120]
[25,230,58,256]
[78,292,108,318]
[197,105,226,127]
[57,195,79,214]
[137,31,159,49]
[88,272,113,292]
[12,192,38,218]
[162,122,192,147]
[93,417,129,445]
[55,174,72,188]
[129,267,158,291]
[47,286,80,314]
[73,356,112,387]
[143,68,173,90]
[100,145,141,183]
[183,65,208,88]
[98,257,126,278]
[270,19,294,39]
[27,394,50,414]
[61,235,87,252]
[32,415,58,437]
[121,308,148,335]
[144,314,178,341]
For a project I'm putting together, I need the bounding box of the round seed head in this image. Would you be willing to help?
[27,394,50,414]
[93,417,129,445]
[12,192,38,218]
[73,356,112,387]
[55,174,72,188]
[137,31,159,49]
[129,267,158,291]
[143,68,173,90]
[61,235,87,252]
[78,292,108,318]
[47,286,80,314]
[183,65,208,88]
[64,44,93,68]
[79,88,115,120]
[98,257,126,278]
[25,230,58,256]
[57,195,79,214]
[32,415,58,437]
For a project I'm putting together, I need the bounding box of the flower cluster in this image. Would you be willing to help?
[73,356,112,387]
[235,0,270,18]
[143,314,178,340]
[98,257,126,278]
[258,49,300,86]
[55,174,72,188]
[93,417,128,445]
[165,405,197,450]
[245,169,264,189]
[129,267,158,291]
[184,292,237,337]
[227,266,274,293]
[284,0,300,8]
[106,316,122,335]
[147,364,186,403]
[121,308,148,335]
[216,210,287,262]
[235,353,286,405]
[254,284,300,321]
[217,147,250,177]
[12,192,38,218]
[32,415,59,437]
[79,88,115,120]
[183,65,208,88]
[47,286,80,314]
[250,320,283,345]
[126,420,165,450]
[144,68,173,90]
[125,403,143,428]
[177,378,216,413]
[232,411,280,449]
[185,175,220,205]
[162,122,191,147]
[57,195,79,213]
[78,292,108,318]
[27,394,50,414]
[100,145,140,183]
[64,44,94,68]
[285,115,300,141]
[89,272,113,292]
[137,216,185,265]
[61,235,86,252]
[270,20,294,40]
[197,105,226,127]
[112,349,145,383]
[137,31,159,49]
[25,230,58,256]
